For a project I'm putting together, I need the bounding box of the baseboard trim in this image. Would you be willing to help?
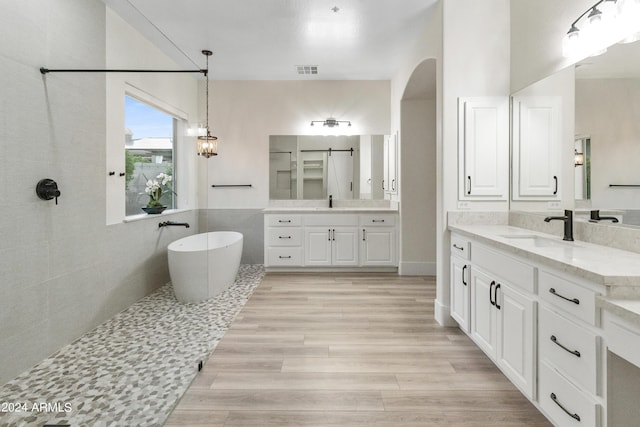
[399,261,436,276]
[434,299,457,327]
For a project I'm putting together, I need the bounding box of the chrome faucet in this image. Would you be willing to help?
[544,209,574,241]
[329,194,333,208]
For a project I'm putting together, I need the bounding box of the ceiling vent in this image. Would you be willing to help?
[296,65,318,75]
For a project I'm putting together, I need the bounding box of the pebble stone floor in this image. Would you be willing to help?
[0,264,264,427]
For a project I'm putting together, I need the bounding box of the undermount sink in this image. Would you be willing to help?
[500,234,581,248]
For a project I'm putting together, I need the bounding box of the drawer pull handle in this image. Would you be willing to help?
[489,281,496,306]
[549,288,580,305]
[461,265,467,286]
[550,392,581,422]
[550,335,581,358]
[362,229,366,241]
[278,220,292,223]
[279,236,292,239]
[452,244,465,251]
[279,255,292,259]
[494,283,501,310]
[372,219,385,223]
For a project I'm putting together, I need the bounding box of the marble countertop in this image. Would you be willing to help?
[263,207,399,213]
[598,297,640,326]
[449,224,640,288]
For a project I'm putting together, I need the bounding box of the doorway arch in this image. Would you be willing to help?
[398,59,437,276]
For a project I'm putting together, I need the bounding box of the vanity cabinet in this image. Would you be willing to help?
[469,262,536,399]
[451,235,536,399]
[360,214,396,266]
[304,226,359,266]
[537,269,604,427]
[511,96,562,200]
[265,214,303,266]
[264,211,398,270]
[450,235,471,333]
[457,97,509,200]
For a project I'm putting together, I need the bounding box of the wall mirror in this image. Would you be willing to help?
[269,135,387,200]
[512,39,640,227]
[574,40,640,226]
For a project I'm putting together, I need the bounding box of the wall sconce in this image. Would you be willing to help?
[574,149,585,167]
[563,0,640,59]
[197,50,219,158]
[310,118,351,127]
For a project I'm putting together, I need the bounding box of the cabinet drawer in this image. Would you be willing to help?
[450,234,471,260]
[472,244,534,293]
[359,214,396,227]
[266,215,301,227]
[267,247,303,266]
[539,361,600,427]
[539,270,598,325]
[539,305,600,395]
[304,214,358,226]
[267,228,302,246]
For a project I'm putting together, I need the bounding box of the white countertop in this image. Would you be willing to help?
[598,297,640,326]
[449,224,640,288]
[264,207,399,213]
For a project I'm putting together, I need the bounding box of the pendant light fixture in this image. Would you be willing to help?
[197,50,219,158]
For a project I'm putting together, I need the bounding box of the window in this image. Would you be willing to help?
[124,96,176,216]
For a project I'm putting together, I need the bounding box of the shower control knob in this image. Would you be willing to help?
[36,178,61,205]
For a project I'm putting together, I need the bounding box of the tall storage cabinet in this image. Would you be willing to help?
[457,97,509,200]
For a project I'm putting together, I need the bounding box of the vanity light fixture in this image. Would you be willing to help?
[310,118,352,127]
[197,50,219,158]
[574,149,585,167]
[563,0,640,59]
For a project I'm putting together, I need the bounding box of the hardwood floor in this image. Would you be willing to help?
[166,273,550,426]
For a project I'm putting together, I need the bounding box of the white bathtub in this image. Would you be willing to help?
[168,231,243,303]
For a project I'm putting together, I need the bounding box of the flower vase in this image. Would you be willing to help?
[142,206,166,214]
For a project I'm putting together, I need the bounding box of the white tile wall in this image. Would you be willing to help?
[0,0,200,384]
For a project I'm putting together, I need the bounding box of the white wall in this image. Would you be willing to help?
[510,0,590,92]
[576,78,640,209]
[0,0,197,385]
[400,96,437,275]
[205,80,390,209]
[435,0,511,325]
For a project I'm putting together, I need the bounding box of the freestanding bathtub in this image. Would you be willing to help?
[168,231,243,303]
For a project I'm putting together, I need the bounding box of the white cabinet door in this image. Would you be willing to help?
[383,133,398,195]
[496,283,536,400]
[304,227,332,266]
[360,227,396,266]
[512,96,562,199]
[458,97,509,200]
[332,227,359,266]
[470,267,498,358]
[450,256,470,333]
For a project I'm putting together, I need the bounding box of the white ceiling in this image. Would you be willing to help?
[104,0,438,80]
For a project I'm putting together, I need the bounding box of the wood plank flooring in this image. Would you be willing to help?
[166,273,551,426]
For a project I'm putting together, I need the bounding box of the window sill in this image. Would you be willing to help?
[123,208,191,224]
